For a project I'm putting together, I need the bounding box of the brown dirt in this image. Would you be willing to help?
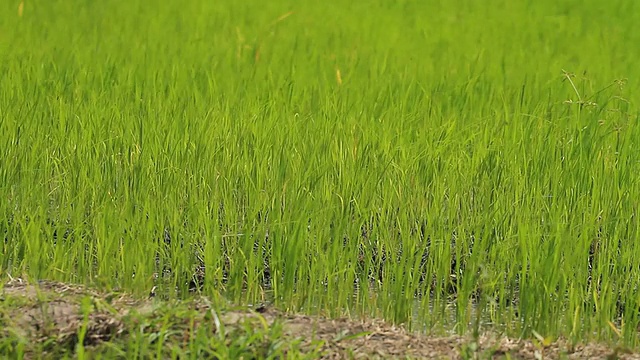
[1,278,639,359]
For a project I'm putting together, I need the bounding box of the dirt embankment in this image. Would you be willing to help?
[1,279,638,359]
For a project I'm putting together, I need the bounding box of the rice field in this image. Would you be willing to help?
[2,0,640,355]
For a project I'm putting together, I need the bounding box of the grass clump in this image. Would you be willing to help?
[0,279,321,359]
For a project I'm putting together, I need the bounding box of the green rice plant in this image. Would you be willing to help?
[2,0,640,350]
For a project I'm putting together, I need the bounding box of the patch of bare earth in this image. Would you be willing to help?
[1,279,638,359]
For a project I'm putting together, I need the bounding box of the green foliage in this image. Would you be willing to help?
[2,0,640,349]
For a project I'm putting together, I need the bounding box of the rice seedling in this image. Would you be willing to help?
[2,0,640,355]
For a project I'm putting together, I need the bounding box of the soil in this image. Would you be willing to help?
[1,278,639,359]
